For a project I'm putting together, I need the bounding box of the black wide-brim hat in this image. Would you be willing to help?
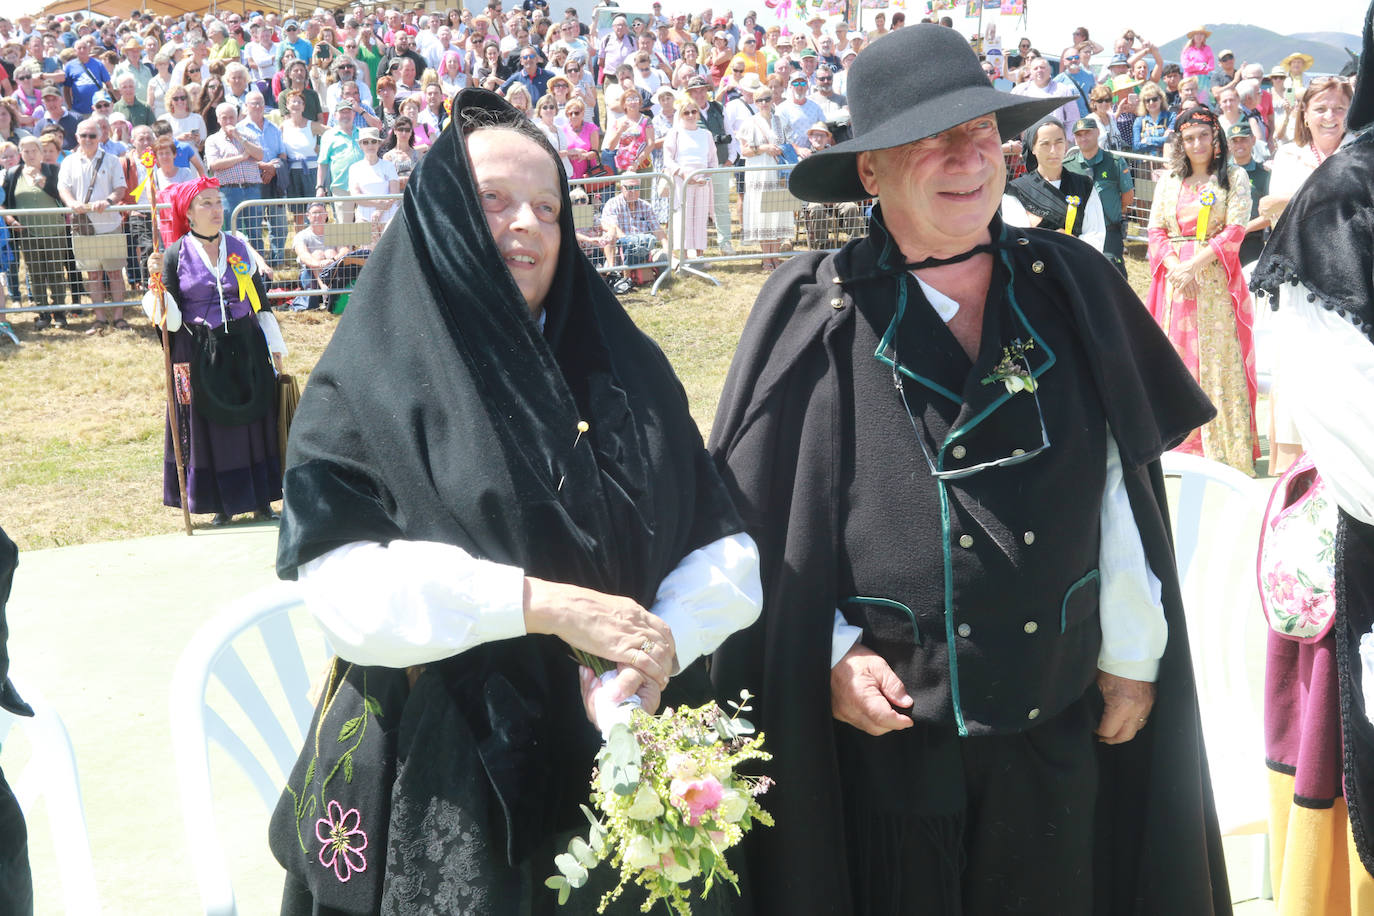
[789,24,1068,203]
[1349,0,1373,132]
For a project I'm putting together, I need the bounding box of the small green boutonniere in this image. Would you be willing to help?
[981,338,1038,395]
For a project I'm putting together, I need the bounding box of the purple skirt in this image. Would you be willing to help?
[162,325,282,516]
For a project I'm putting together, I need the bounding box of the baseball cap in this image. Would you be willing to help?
[1108,52,1129,67]
[283,18,300,29]
[40,85,60,98]
[798,47,817,58]
[685,75,711,90]
[1071,116,1097,134]
[1226,122,1253,138]
[1218,49,1234,60]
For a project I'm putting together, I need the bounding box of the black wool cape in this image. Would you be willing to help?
[708,216,1232,915]
[270,89,743,915]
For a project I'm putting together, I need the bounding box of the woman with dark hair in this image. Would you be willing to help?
[197,77,226,137]
[268,88,759,914]
[379,113,419,167]
[283,59,324,124]
[1002,116,1106,252]
[1146,106,1257,473]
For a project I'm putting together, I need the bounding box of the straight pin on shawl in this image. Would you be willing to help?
[558,420,591,491]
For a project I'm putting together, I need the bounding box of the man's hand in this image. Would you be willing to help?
[831,643,914,735]
[1095,670,1155,744]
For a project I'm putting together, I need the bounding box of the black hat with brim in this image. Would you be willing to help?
[1350,0,1373,132]
[789,23,1067,203]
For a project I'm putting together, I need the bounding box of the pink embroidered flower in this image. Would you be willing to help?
[316,799,368,882]
[670,775,724,826]
[1295,588,1333,629]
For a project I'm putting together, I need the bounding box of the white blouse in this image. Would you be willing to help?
[299,533,763,672]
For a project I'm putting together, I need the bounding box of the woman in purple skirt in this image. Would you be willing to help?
[159,177,286,526]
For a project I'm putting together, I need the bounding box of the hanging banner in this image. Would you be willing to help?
[999,0,1023,13]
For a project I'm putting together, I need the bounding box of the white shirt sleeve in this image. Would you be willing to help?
[1079,186,1106,253]
[1098,429,1168,681]
[297,533,763,671]
[650,532,763,671]
[1276,285,1374,526]
[1000,193,1030,228]
[831,610,863,668]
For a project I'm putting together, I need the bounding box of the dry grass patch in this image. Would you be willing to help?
[0,254,1149,549]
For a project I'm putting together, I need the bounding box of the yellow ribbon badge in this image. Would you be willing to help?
[227,253,262,313]
[1195,189,1217,243]
[132,148,156,202]
[1063,195,1081,235]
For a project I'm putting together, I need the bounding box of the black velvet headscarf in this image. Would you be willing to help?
[271,89,742,914]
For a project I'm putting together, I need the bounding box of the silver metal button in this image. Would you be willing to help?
[1024,621,1038,634]
[951,445,967,459]
[1028,707,1041,720]
[832,275,842,283]
[1017,238,1030,246]
[957,623,971,638]
[1031,260,1045,274]
[1011,448,1026,456]
[1023,531,1035,545]
[958,534,974,548]
[830,297,844,309]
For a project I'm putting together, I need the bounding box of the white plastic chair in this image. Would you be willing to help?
[170,581,329,916]
[0,673,100,914]
[1162,451,1272,901]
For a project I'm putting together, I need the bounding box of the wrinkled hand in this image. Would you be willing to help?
[831,643,914,736]
[1096,670,1155,744]
[579,664,662,730]
[526,578,677,689]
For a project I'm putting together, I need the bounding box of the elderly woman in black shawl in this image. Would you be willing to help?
[268,89,761,914]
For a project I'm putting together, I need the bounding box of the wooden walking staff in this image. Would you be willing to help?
[135,149,192,535]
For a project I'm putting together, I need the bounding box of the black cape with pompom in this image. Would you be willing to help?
[269,89,743,915]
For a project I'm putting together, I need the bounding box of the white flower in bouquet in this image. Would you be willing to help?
[626,782,664,820]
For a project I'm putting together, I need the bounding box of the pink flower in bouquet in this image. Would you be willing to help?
[671,775,724,825]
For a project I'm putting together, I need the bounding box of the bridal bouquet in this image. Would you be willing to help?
[547,676,773,915]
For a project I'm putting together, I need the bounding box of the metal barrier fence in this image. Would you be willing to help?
[0,202,164,320]
[0,153,1173,326]
[1116,150,1169,242]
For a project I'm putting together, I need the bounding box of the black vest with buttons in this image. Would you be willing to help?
[836,233,1106,736]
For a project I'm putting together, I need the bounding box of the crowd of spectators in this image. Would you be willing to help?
[0,3,1355,319]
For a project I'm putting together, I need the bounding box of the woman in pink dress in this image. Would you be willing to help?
[560,97,599,180]
[1146,106,1257,474]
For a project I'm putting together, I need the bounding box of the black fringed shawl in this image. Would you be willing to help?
[270,89,741,914]
[1250,132,1374,343]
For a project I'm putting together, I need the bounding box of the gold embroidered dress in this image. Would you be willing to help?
[1146,165,1259,474]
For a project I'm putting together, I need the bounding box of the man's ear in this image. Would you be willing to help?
[856,149,880,198]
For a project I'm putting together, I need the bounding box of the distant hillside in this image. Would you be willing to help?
[1157,23,1352,76]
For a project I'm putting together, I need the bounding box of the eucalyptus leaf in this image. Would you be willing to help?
[558,884,571,905]
[545,876,567,891]
[569,836,599,869]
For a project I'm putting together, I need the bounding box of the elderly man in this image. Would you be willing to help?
[710,23,1228,916]
[34,85,78,148]
[112,35,152,99]
[316,100,362,222]
[596,15,635,85]
[63,36,111,115]
[205,101,265,230]
[112,71,153,127]
[58,116,127,334]
[239,90,287,268]
[599,178,665,271]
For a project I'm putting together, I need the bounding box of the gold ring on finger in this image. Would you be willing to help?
[640,639,655,655]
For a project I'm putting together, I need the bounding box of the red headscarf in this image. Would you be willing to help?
[162,176,221,241]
